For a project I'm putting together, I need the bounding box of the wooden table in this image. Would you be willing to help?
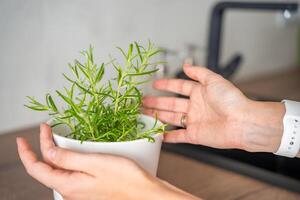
[1,127,300,200]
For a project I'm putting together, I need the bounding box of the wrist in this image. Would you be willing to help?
[240,100,285,153]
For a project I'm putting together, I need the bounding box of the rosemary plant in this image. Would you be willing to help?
[25,41,166,142]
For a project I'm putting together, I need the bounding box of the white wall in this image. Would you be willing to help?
[0,0,298,134]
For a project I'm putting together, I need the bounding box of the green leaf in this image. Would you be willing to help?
[117,67,122,85]
[78,92,87,108]
[46,94,58,112]
[148,49,163,57]
[24,104,49,111]
[127,43,133,60]
[63,73,75,83]
[89,45,94,64]
[127,68,159,76]
[68,63,79,78]
[50,122,64,128]
[75,60,90,80]
[134,79,151,85]
[96,92,114,99]
[116,47,127,59]
[25,96,49,111]
[70,83,75,99]
[75,82,93,95]
[134,41,143,63]
[95,63,104,83]
[56,90,80,113]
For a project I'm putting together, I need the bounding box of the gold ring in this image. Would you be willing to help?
[180,115,187,128]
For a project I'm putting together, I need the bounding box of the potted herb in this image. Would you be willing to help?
[25,41,166,200]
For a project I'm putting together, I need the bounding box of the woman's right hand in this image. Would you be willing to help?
[143,64,285,153]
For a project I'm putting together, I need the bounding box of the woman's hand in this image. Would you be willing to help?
[17,124,199,200]
[143,64,285,153]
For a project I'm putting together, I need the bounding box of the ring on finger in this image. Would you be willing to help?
[180,114,187,128]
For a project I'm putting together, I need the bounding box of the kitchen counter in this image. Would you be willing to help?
[236,67,300,101]
[1,127,300,200]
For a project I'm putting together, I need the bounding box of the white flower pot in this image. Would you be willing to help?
[49,114,163,200]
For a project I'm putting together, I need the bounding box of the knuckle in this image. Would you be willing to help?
[186,115,191,126]
[52,149,65,166]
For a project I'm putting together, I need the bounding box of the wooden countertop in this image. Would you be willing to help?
[236,68,300,101]
[1,127,300,200]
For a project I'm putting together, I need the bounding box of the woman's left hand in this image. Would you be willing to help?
[17,124,199,200]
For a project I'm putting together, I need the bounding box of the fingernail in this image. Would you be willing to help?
[48,148,56,160]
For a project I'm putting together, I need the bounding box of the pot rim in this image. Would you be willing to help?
[48,114,164,144]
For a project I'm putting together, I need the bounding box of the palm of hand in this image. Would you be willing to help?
[187,76,248,148]
[143,65,249,149]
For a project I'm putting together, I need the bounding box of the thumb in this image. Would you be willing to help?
[39,123,98,174]
[46,146,100,174]
[40,123,55,164]
[183,65,220,85]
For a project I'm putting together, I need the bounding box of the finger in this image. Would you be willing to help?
[183,64,221,85]
[39,124,124,175]
[143,96,189,113]
[153,79,197,96]
[163,129,188,143]
[143,108,184,127]
[40,123,55,163]
[44,143,102,175]
[48,146,136,177]
[16,137,71,189]
[38,123,99,174]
